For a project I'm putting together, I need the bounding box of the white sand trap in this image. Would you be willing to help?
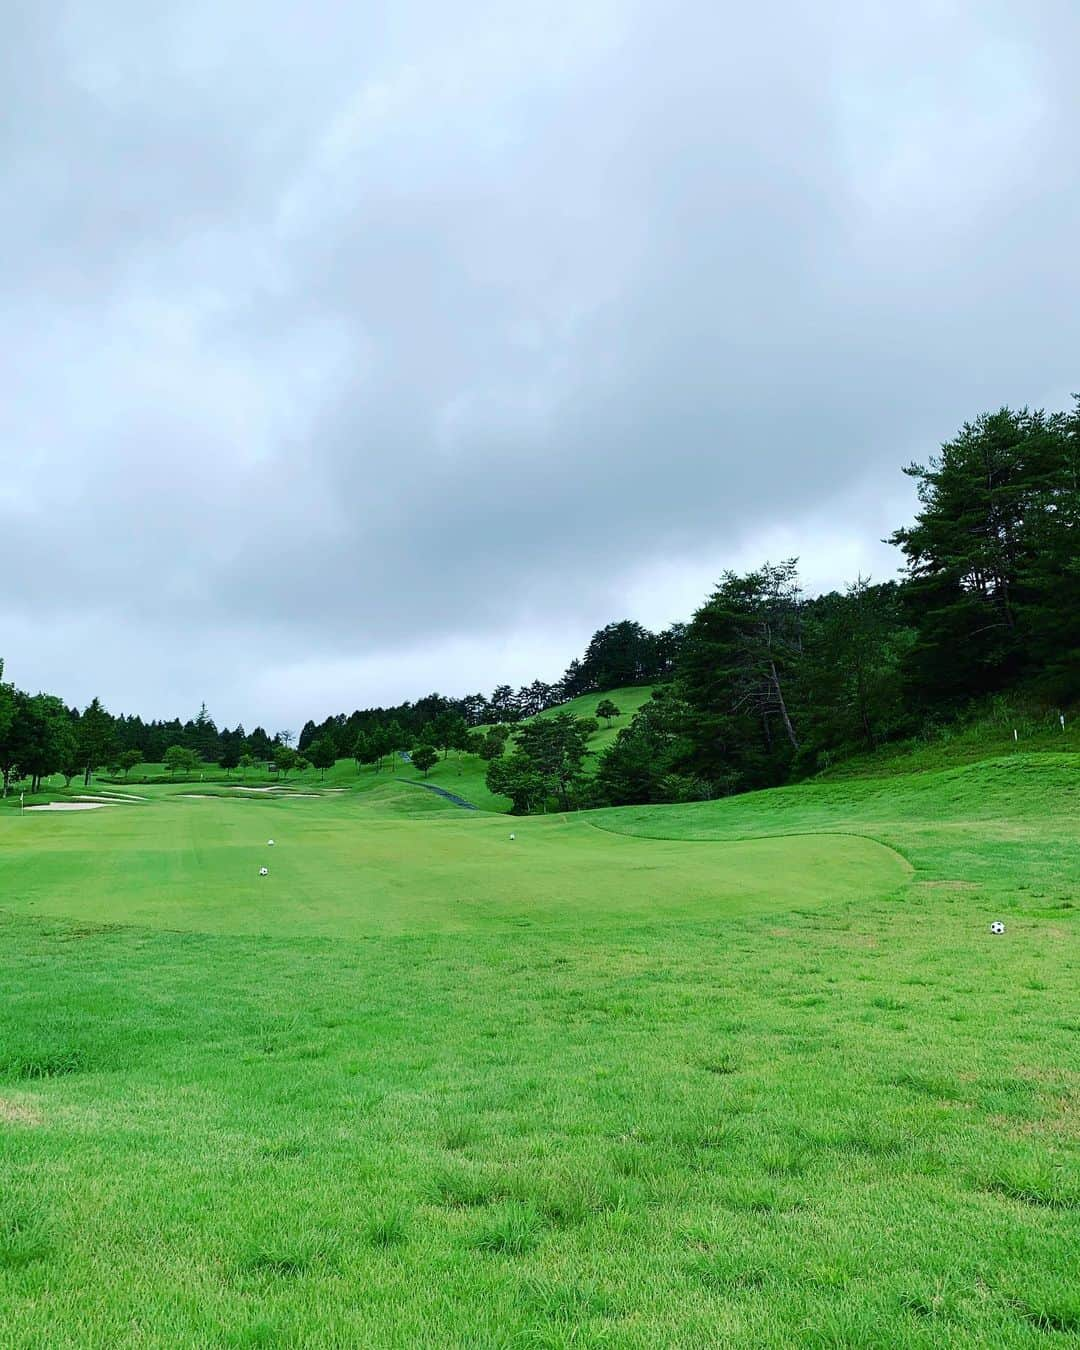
[100,791,147,801]
[288,793,321,798]
[180,794,213,799]
[27,802,111,812]
[73,794,139,804]
[231,786,283,793]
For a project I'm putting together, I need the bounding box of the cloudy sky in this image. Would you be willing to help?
[3,1,1077,729]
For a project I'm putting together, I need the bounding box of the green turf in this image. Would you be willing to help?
[0,755,1075,1346]
[532,685,657,756]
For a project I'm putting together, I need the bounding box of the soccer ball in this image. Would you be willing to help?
[259,867,269,877]
[267,839,275,846]
[990,920,1005,934]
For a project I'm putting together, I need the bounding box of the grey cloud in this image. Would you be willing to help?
[2,1,1078,723]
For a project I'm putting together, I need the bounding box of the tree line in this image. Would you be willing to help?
[493,399,1078,812]
[1,398,1075,801]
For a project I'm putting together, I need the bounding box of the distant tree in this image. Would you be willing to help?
[798,580,913,763]
[678,560,804,791]
[411,743,438,776]
[60,749,82,787]
[294,754,311,776]
[298,720,318,752]
[191,702,220,761]
[238,752,256,780]
[309,736,337,777]
[595,699,621,727]
[478,725,510,761]
[488,712,593,813]
[276,729,295,749]
[488,685,521,723]
[119,748,144,779]
[78,697,117,785]
[461,692,489,726]
[218,744,240,777]
[384,719,405,771]
[593,690,705,806]
[164,744,199,777]
[247,726,272,758]
[365,727,392,772]
[430,711,468,759]
[486,754,546,814]
[274,746,298,779]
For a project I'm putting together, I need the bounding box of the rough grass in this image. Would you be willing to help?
[0,753,1074,1345]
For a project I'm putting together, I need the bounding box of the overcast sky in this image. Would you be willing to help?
[3,1,1077,729]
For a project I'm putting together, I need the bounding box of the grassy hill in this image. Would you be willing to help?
[0,749,1075,1343]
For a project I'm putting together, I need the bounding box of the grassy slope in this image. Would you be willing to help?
[395,684,658,807]
[0,753,1076,1344]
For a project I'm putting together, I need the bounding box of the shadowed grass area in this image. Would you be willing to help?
[0,754,1074,1345]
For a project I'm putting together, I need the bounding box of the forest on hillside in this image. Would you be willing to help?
[1,398,1076,805]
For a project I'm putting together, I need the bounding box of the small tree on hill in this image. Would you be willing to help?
[310,737,336,777]
[411,743,438,777]
[478,725,510,761]
[164,744,199,777]
[274,746,298,779]
[595,699,621,727]
[219,744,240,777]
[119,749,144,779]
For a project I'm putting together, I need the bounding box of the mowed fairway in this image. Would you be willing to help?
[0,789,908,938]
[0,758,1077,1347]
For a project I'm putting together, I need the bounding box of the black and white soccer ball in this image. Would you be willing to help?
[990,920,1005,934]
[259,867,269,877]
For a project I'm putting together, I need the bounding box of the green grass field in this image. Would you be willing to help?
[0,754,1076,1346]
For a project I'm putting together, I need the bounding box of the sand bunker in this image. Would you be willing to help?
[180,794,213,799]
[27,802,111,812]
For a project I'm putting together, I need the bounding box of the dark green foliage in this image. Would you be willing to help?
[561,620,683,696]
[891,402,1080,704]
[411,744,438,776]
[118,748,144,778]
[796,580,915,770]
[487,713,593,812]
[595,698,621,726]
[77,697,117,786]
[477,725,510,761]
[677,560,804,791]
[163,744,199,777]
[273,746,298,780]
[593,690,707,806]
[308,737,337,776]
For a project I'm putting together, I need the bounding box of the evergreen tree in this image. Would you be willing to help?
[78,697,117,786]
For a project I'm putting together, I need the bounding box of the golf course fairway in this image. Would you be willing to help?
[0,756,1076,1346]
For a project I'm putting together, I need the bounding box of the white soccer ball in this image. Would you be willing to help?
[259,867,269,877]
[267,840,275,846]
[990,920,1005,934]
